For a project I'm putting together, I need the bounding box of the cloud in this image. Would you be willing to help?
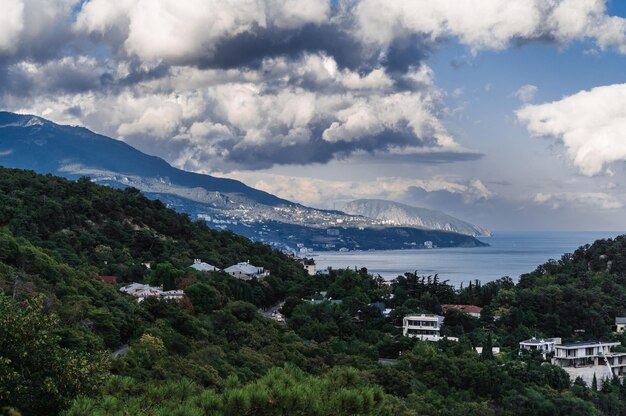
[9,55,476,171]
[0,0,78,59]
[352,0,626,53]
[2,0,626,173]
[75,0,333,64]
[216,171,493,208]
[0,0,24,53]
[517,83,626,176]
[514,84,538,103]
[533,191,623,210]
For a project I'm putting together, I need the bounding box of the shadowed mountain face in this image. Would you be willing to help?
[0,111,488,251]
[343,199,491,237]
[0,112,289,207]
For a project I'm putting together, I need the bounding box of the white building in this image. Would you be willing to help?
[475,346,501,355]
[224,261,269,280]
[190,259,220,272]
[552,341,626,382]
[519,337,561,357]
[298,258,316,276]
[402,314,457,342]
[616,317,626,333]
[553,341,622,367]
[120,283,184,302]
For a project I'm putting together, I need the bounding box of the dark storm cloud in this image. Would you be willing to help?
[192,22,433,77]
[206,127,478,171]
[351,150,484,164]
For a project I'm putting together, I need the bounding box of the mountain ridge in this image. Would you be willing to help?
[343,199,491,237]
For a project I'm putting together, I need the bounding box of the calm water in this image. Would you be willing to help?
[314,231,624,287]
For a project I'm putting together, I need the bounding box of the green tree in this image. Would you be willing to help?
[185,283,222,314]
[0,292,109,415]
[150,262,181,291]
[481,333,494,360]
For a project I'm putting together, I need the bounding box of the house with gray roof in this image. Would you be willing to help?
[519,337,561,357]
[616,317,626,333]
[224,261,269,280]
[190,259,220,272]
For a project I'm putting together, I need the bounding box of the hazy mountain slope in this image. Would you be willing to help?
[343,199,491,237]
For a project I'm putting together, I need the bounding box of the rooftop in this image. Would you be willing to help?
[520,337,559,345]
[442,304,482,315]
[224,261,265,275]
[557,340,620,348]
[190,259,219,272]
[404,314,440,319]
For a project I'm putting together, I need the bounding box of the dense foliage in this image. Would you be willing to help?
[3,167,626,415]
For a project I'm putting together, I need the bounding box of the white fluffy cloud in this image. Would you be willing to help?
[517,83,626,176]
[0,0,24,52]
[0,0,78,55]
[534,191,623,210]
[75,0,330,62]
[515,84,538,103]
[216,172,493,208]
[8,54,463,170]
[353,0,626,52]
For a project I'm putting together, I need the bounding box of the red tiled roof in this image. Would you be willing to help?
[442,304,482,315]
[98,275,118,284]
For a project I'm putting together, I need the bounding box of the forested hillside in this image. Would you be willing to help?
[3,167,626,415]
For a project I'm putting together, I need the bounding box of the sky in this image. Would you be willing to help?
[2,0,626,231]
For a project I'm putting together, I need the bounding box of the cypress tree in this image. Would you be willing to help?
[591,373,598,391]
[481,333,494,360]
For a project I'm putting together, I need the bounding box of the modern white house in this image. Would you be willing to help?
[119,283,184,302]
[519,337,561,357]
[553,341,621,367]
[616,317,626,333]
[189,259,220,272]
[551,340,626,384]
[402,314,457,342]
[224,261,269,280]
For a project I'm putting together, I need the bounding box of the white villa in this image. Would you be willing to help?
[190,259,220,272]
[519,337,561,357]
[553,341,623,368]
[616,317,626,333]
[402,314,458,342]
[120,283,184,302]
[224,261,269,280]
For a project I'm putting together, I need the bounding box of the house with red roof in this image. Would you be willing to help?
[442,304,482,318]
[98,275,118,285]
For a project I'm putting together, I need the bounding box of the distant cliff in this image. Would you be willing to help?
[343,199,491,237]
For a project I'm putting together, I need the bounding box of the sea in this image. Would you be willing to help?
[314,231,624,287]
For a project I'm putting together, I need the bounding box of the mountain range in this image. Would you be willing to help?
[343,199,491,237]
[0,111,487,251]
